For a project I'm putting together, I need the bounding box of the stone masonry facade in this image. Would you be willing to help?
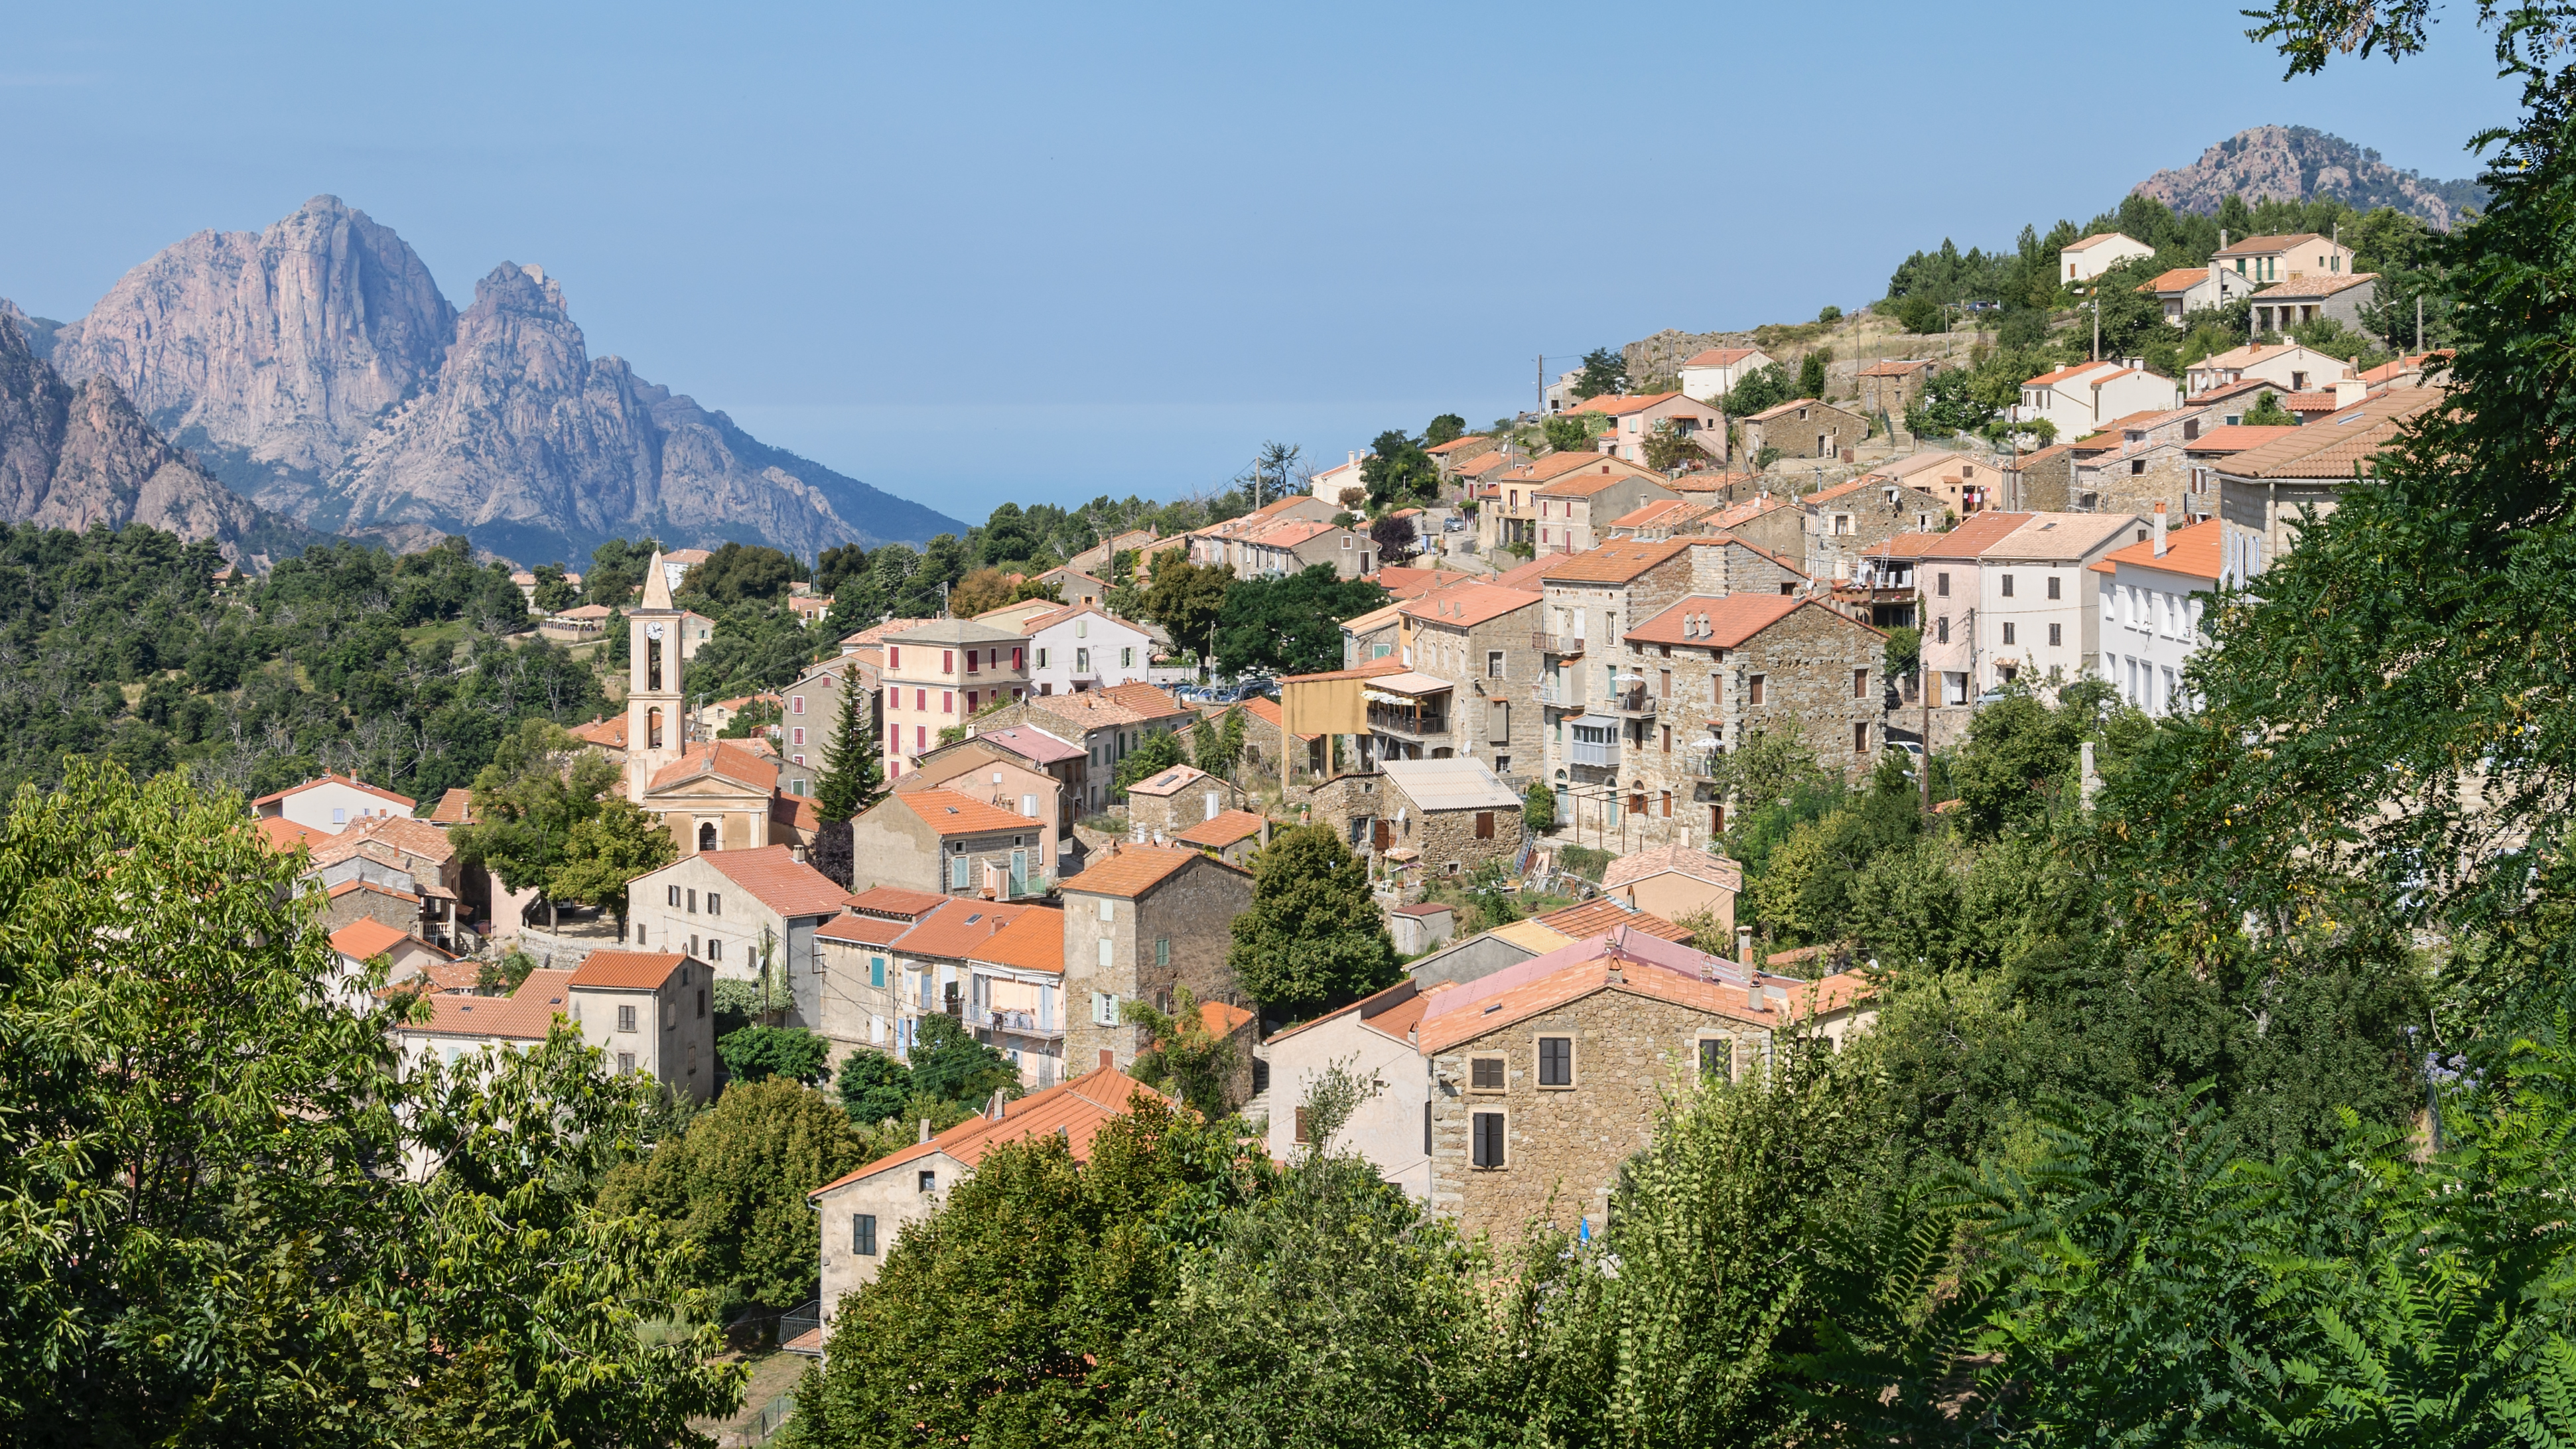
[1061,855,1253,1073]
[1428,985,1765,1243]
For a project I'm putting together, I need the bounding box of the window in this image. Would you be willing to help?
[617,1004,636,1032]
[1853,668,1868,699]
[1099,899,1115,921]
[1424,1101,1432,1154]
[1469,1056,1505,1091]
[1747,674,1766,705]
[330,806,346,825]
[2049,622,2063,647]
[942,691,954,714]
[917,1170,937,1195]
[870,955,887,989]
[852,1213,878,1255]
[966,649,980,673]
[1475,810,1495,839]
[697,989,705,1018]
[2001,622,2017,645]
[2047,575,2063,601]
[1537,1036,1573,1087]
[1936,616,1949,644]
[1075,648,1090,673]
[686,889,697,913]
[1936,571,1950,598]
[616,1052,635,1075]
[792,695,805,715]
[1855,721,1869,753]
[2129,458,2146,476]
[667,884,681,907]
[888,646,900,669]
[708,939,722,962]
[1092,991,1120,1026]
[1155,937,1170,969]
[791,727,805,745]
[950,855,969,890]
[1012,648,1024,669]
[941,651,953,673]
[1472,1111,1506,1168]
[2001,574,2015,598]
[1699,1038,1731,1082]
[1122,647,1134,668]
[707,892,721,917]
[1036,648,1049,668]
[1487,650,1504,678]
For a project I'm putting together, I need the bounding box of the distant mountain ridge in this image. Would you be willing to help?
[21,196,963,564]
[0,306,324,567]
[2134,125,2486,230]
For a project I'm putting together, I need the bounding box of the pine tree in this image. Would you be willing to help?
[812,678,880,824]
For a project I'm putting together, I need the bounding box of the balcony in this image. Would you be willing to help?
[1568,732,1619,769]
[1601,684,1659,719]
[1533,632,1585,657]
[1535,679,1582,709]
[1367,703,1448,739]
[1680,750,1722,779]
[975,1008,1063,1043]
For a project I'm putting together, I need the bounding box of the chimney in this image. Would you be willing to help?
[2333,378,2367,410]
[917,1117,931,1144]
[1098,1048,1115,1073]
[1735,925,1753,963]
[988,1089,1007,1120]
[2153,502,2168,557]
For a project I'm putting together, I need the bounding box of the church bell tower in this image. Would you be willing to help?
[626,549,686,800]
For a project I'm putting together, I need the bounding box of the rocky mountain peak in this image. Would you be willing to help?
[2133,125,2487,230]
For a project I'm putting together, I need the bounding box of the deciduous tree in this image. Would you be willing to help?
[1226,824,1398,1012]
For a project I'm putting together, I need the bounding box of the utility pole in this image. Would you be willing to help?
[2092,293,2100,362]
[1920,608,1932,815]
[1536,356,1545,417]
[2417,294,2425,354]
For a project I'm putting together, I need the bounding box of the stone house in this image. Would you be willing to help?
[563,950,716,1103]
[1341,598,1409,667]
[1477,452,1662,556]
[1238,519,1377,579]
[1424,433,1499,486]
[1568,391,1726,468]
[1308,757,1523,884]
[2067,408,2220,521]
[322,879,429,939]
[2251,272,2381,336]
[1172,809,1269,868]
[848,788,1054,900]
[776,656,872,796]
[815,902,921,1066]
[973,683,1193,815]
[808,1062,1166,1318]
[1800,475,1947,581]
[2216,387,2439,585]
[626,846,850,1031]
[1122,764,1245,841]
[1060,845,1254,1073]
[1412,930,1874,1243]
[1530,466,1682,557]
[303,815,468,947]
[328,918,460,993]
[2015,362,2183,440]
[1382,582,1545,778]
[1740,398,1869,462]
[1230,697,1327,784]
[1602,499,1721,541]
[899,731,1076,876]
[1619,592,1890,841]
[1692,495,1809,569]
[251,773,415,833]
[1997,444,2074,512]
[1854,359,1940,419]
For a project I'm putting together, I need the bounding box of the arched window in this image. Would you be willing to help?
[698,821,718,853]
[647,636,664,692]
[647,707,663,748]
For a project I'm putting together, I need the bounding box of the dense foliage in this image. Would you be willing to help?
[1213,564,1387,677]
[1226,823,1400,1016]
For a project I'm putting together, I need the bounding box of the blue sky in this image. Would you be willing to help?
[0,1,2522,529]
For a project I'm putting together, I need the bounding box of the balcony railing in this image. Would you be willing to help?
[1368,705,1448,738]
[1601,685,1659,718]
[1533,632,1585,657]
[977,1009,1063,1042]
[1569,736,1619,769]
[1681,750,1722,779]
[1536,679,1581,709]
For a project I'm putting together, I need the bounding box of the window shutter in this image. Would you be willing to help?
[1475,811,1494,839]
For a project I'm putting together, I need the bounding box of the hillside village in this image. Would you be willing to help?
[168,178,2475,1413]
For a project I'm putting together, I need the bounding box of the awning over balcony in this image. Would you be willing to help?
[1362,671,1454,704]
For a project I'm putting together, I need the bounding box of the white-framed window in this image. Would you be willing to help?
[1092,991,1120,1025]
[617,1004,636,1032]
[792,695,805,715]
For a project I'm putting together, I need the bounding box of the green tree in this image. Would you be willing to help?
[1113,727,1189,793]
[597,1077,871,1312]
[1139,551,1234,668]
[0,760,742,1444]
[2240,387,2297,425]
[1214,565,1389,677]
[908,1012,1020,1107]
[675,540,797,606]
[1641,419,1704,471]
[811,676,882,825]
[1122,987,1242,1117]
[1541,413,1598,452]
[716,1024,835,1085]
[1422,412,1468,447]
[790,1095,1260,1447]
[1572,346,1627,399]
[835,1048,914,1127]
[1523,780,1556,833]
[450,719,627,928]
[530,561,580,612]
[1720,361,1795,417]
[1359,429,1438,508]
[1226,824,1400,1012]
[1796,346,1832,400]
[548,794,677,933]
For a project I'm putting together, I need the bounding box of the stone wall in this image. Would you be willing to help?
[1746,402,1869,460]
[1428,983,1764,1243]
[1387,790,1521,882]
[1061,855,1251,1072]
[2078,450,2195,523]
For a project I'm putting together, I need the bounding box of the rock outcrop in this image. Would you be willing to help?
[2134,125,2487,230]
[0,314,323,567]
[42,196,964,563]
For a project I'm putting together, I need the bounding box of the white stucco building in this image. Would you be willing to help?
[2093,509,2218,717]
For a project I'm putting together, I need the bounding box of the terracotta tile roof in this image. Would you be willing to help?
[1986,512,2146,563]
[809,1064,1173,1191]
[1371,567,1479,600]
[1063,843,1234,899]
[428,788,476,824]
[973,723,1086,766]
[326,878,421,905]
[2139,267,2214,293]
[1534,470,1656,500]
[255,817,331,852]
[2003,444,2070,469]
[312,814,456,868]
[2086,517,2222,582]
[398,969,576,1042]
[2283,391,2342,412]
[645,740,780,795]
[329,917,417,961]
[2254,271,2378,299]
[1804,478,1870,504]
[2212,231,2327,256]
[1243,518,1339,550]
[1625,592,1820,648]
[966,909,1065,975]
[2189,341,2339,373]
[1399,582,1542,629]
[1240,696,1320,741]
[568,714,628,749]
[2359,350,2448,383]
[1457,450,1519,480]
[1126,764,1211,798]
[1199,1000,1254,1037]
[1702,494,1797,529]
[894,898,1048,961]
[1743,397,1828,423]
[1664,470,1756,494]
[840,618,941,650]
[1533,898,1694,941]
[1682,347,1763,368]
[1422,435,1489,454]
[2217,387,2439,480]
[1175,809,1268,849]
[1483,557,1554,591]
[2023,361,2124,388]
[898,788,1040,837]
[1602,843,1744,894]
[698,845,850,918]
[1568,390,1686,417]
[1417,955,1757,1054]
[1026,683,1189,733]
[2183,424,2301,452]
[571,950,689,989]
[817,910,913,946]
[1607,499,1711,529]
[251,773,417,811]
[1867,510,2035,561]
[1540,538,1691,585]
[1501,451,1647,484]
